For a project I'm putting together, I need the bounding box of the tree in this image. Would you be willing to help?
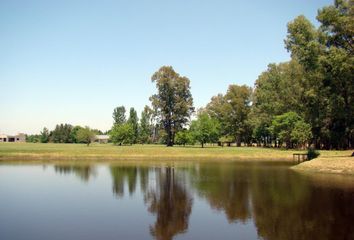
[127,107,139,144]
[150,66,194,146]
[206,94,228,137]
[146,167,192,240]
[110,123,134,146]
[139,106,153,144]
[175,130,194,146]
[190,112,220,148]
[247,109,272,147]
[251,60,305,147]
[291,121,313,149]
[271,112,302,148]
[317,0,354,55]
[223,85,252,146]
[26,134,40,143]
[40,127,50,143]
[206,85,252,147]
[69,125,83,143]
[284,1,354,149]
[113,106,126,126]
[253,61,305,117]
[50,123,73,143]
[76,127,96,146]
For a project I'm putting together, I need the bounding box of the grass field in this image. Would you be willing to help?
[0,142,352,163]
[0,142,300,162]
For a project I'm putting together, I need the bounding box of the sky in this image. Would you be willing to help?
[0,0,333,134]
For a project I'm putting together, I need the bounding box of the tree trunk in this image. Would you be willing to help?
[201,142,204,148]
[166,129,173,146]
[236,136,241,147]
[166,121,173,146]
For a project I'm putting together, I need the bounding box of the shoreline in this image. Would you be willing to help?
[0,143,353,175]
[292,156,354,175]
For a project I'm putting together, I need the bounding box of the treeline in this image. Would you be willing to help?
[26,124,103,146]
[109,105,220,148]
[27,1,352,150]
[251,0,353,149]
[109,106,154,145]
[114,0,352,149]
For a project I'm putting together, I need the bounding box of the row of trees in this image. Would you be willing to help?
[250,0,353,149]
[110,106,154,145]
[119,64,318,148]
[27,1,352,150]
[120,0,351,149]
[26,124,101,146]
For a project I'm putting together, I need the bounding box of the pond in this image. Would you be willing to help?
[0,161,353,240]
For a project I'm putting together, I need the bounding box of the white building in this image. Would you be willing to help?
[0,133,26,143]
[94,135,109,144]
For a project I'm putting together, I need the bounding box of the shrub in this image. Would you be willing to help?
[307,147,320,160]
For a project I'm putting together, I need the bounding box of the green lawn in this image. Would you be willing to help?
[0,142,351,163]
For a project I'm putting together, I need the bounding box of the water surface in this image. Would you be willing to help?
[0,162,353,240]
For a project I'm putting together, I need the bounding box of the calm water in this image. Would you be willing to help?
[0,162,353,240]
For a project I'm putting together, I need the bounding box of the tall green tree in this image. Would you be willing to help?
[253,61,305,117]
[206,85,252,146]
[206,94,228,135]
[40,127,50,143]
[110,123,134,146]
[69,125,83,143]
[291,120,313,149]
[317,0,353,55]
[26,134,40,143]
[317,0,354,149]
[251,60,305,146]
[50,124,73,143]
[285,1,354,149]
[175,130,194,146]
[76,126,95,146]
[150,66,194,146]
[139,105,153,144]
[113,106,126,126]
[271,112,302,148]
[285,15,327,148]
[223,84,252,146]
[127,107,139,144]
[190,112,220,148]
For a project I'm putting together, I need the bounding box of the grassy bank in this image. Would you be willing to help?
[1,143,352,175]
[292,153,354,175]
[0,142,305,162]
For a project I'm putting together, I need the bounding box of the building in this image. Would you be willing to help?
[94,135,109,144]
[0,133,26,143]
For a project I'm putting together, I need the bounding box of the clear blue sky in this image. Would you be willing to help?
[0,0,332,134]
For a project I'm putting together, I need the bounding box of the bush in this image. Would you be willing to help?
[307,147,320,160]
[175,130,194,146]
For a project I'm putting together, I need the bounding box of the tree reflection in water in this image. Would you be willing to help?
[191,163,252,223]
[251,169,354,240]
[192,163,354,240]
[110,166,138,197]
[57,163,354,240]
[145,167,192,240]
[54,165,96,182]
[109,165,193,239]
[109,165,153,198]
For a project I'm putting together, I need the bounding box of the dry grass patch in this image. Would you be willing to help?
[292,151,354,175]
